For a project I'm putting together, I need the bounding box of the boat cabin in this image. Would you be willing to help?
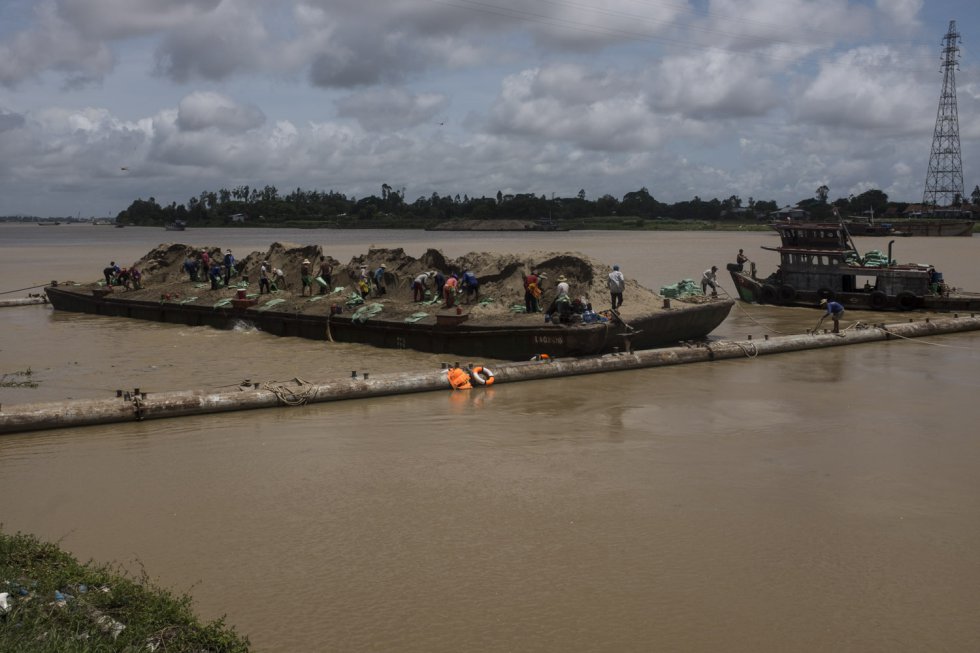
[772,222,931,296]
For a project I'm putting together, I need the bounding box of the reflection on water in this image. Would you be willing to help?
[2,226,980,651]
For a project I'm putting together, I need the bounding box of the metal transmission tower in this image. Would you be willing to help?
[922,20,964,208]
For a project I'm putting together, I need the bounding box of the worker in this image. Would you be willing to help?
[103,261,120,286]
[817,298,845,333]
[300,259,313,296]
[373,264,387,296]
[443,273,459,308]
[701,265,719,296]
[736,249,749,271]
[461,270,479,304]
[259,261,271,294]
[317,257,333,294]
[555,274,569,296]
[223,249,235,286]
[607,264,625,309]
[523,270,541,313]
[412,271,430,302]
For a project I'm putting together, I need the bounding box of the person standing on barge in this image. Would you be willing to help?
[523,270,541,313]
[318,257,333,294]
[607,265,625,309]
[701,266,719,296]
[300,259,313,296]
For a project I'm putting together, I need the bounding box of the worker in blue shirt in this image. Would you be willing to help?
[461,270,479,304]
[818,298,845,333]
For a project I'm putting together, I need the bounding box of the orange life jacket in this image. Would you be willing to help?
[447,367,472,390]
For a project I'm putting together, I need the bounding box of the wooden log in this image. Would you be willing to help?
[2,315,978,435]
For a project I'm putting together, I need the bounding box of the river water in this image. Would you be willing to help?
[1,224,979,652]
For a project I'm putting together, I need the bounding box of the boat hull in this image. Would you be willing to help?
[728,270,980,312]
[44,286,733,360]
[896,220,974,237]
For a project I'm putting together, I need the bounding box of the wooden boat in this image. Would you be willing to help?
[44,284,732,360]
[880,209,974,237]
[842,212,896,237]
[729,221,980,312]
[165,220,187,231]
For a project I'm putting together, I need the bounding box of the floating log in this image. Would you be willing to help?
[1,314,977,435]
[0,296,47,308]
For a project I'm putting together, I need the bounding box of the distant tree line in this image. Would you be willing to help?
[113,183,980,227]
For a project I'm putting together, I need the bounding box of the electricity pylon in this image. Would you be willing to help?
[922,20,964,208]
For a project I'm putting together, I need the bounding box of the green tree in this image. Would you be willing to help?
[816,185,829,204]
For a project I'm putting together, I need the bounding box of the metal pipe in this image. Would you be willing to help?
[2,315,979,435]
[0,297,47,308]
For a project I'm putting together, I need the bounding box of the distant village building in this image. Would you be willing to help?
[769,206,809,221]
[230,213,247,223]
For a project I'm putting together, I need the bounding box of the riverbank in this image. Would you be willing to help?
[0,530,249,652]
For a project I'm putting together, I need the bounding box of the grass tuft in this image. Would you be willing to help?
[1,528,249,652]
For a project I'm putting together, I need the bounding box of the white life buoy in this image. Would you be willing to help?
[470,366,495,386]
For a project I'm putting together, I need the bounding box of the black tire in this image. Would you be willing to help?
[759,284,777,304]
[896,291,917,311]
[869,290,888,309]
[777,285,796,304]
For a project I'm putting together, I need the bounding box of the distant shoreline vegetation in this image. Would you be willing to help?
[5,185,978,230]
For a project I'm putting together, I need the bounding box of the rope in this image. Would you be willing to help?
[718,286,792,335]
[875,324,978,351]
[732,341,759,358]
[0,283,48,296]
[261,377,319,406]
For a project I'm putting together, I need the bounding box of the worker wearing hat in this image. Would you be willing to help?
[817,297,845,334]
[556,274,570,297]
[300,258,313,296]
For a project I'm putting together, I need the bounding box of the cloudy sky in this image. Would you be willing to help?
[1,0,978,217]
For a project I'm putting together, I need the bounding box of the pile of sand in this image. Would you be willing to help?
[116,242,702,321]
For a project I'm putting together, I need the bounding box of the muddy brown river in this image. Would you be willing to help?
[2,224,979,651]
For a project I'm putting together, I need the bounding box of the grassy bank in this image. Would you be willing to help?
[1,529,249,652]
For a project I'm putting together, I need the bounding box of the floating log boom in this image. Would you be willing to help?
[2,315,977,435]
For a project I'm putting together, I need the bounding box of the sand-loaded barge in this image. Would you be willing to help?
[44,243,734,360]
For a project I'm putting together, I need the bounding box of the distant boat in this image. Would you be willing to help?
[115,223,125,228]
[165,220,187,231]
[37,221,61,226]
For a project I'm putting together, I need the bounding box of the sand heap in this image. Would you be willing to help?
[119,243,695,321]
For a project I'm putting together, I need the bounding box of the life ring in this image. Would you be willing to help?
[869,290,888,309]
[470,366,495,385]
[531,354,551,361]
[896,291,917,311]
[817,288,836,301]
[759,284,777,304]
[777,284,796,304]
